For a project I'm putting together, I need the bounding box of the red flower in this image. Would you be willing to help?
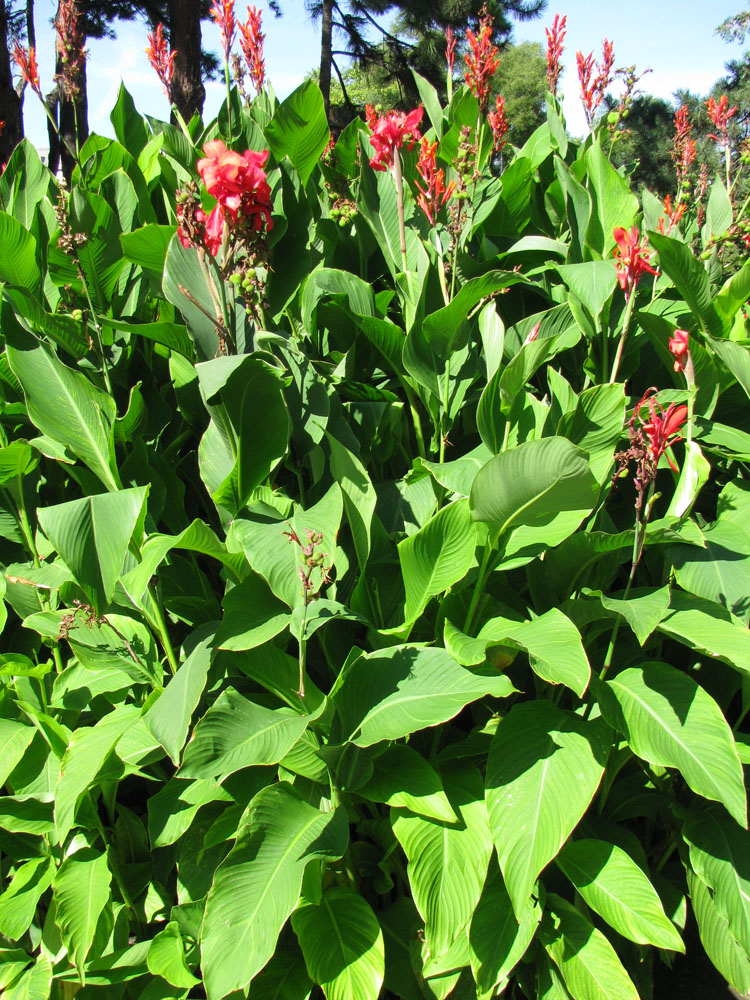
[415,137,455,224]
[445,26,456,77]
[210,0,236,60]
[657,194,686,236]
[488,94,508,152]
[239,5,265,93]
[706,95,737,145]
[197,140,273,232]
[545,13,566,96]
[12,42,41,96]
[0,121,4,136]
[366,106,423,172]
[635,390,688,472]
[671,105,696,186]
[668,329,689,373]
[55,0,85,99]
[577,38,614,128]
[145,23,176,99]
[613,226,657,299]
[464,6,500,113]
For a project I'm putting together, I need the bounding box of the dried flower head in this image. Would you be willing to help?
[55,0,86,99]
[145,23,176,100]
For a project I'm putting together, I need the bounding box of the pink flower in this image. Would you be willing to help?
[366,106,423,172]
[488,94,508,152]
[669,329,689,373]
[613,226,657,299]
[415,137,455,224]
[12,42,41,96]
[545,14,566,96]
[464,7,500,113]
[145,23,176,99]
[239,5,265,93]
[445,27,456,77]
[577,38,614,128]
[197,140,273,232]
[210,0,236,60]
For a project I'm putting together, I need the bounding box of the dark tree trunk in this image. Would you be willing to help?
[46,87,59,176]
[0,4,24,164]
[168,0,204,123]
[319,0,333,122]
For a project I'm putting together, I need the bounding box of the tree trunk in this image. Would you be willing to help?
[54,0,88,186]
[0,3,24,164]
[319,0,333,122]
[168,0,204,123]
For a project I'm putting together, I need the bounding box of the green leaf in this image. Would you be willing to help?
[669,520,750,622]
[704,333,750,402]
[541,894,640,1000]
[703,175,732,243]
[265,80,329,185]
[144,632,213,765]
[147,922,200,988]
[333,645,515,747]
[470,437,597,541]
[599,661,746,826]
[392,765,492,961]
[688,869,750,995]
[399,499,476,623]
[597,585,671,645]
[293,887,384,1000]
[2,955,52,1000]
[249,945,313,999]
[214,573,291,650]
[584,140,639,255]
[556,261,618,320]
[0,211,39,290]
[147,776,232,848]
[6,337,119,491]
[683,807,750,954]
[485,701,610,918]
[649,233,724,338]
[558,383,626,484]
[657,590,750,674]
[120,224,174,275]
[162,235,220,360]
[37,487,148,614]
[326,433,376,573]
[110,83,150,156]
[103,317,194,359]
[469,866,542,996]
[201,783,347,999]
[179,688,308,780]
[556,839,683,950]
[359,745,457,823]
[412,69,443,137]
[53,848,112,979]
[0,140,51,228]
[0,857,54,940]
[0,720,35,786]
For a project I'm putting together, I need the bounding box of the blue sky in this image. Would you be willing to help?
[20,0,749,147]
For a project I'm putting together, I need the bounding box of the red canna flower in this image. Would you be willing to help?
[657,194,686,236]
[577,38,614,128]
[197,139,273,232]
[671,105,696,188]
[415,136,455,224]
[545,13,566,96]
[145,23,176,100]
[55,0,86,99]
[12,41,41,96]
[636,389,688,472]
[706,94,737,146]
[464,6,500,113]
[488,94,508,152]
[445,26,456,77]
[668,329,689,373]
[0,121,4,136]
[613,226,657,300]
[238,5,265,93]
[366,106,423,172]
[210,0,236,60]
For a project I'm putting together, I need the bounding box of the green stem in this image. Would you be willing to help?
[170,104,193,141]
[397,376,426,459]
[463,543,495,636]
[440,356,451,463]
[297,603,308,698]
[35,90,78,163]
[392,149,408,274]
[609,288,637,383]
[147,582,178,676]
[225,63,234,143]
[73,252,113,395]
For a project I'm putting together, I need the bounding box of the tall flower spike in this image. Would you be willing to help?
[445,26,456,77]
[55,0,86,100]
[146,23,176,100]
[577,38,614,128]
[488,94,508,152]
[672,105,696,186]
[415,136,455,224]
[366,106,423,172]
[239,5,265,93]
[210,0,237,60]
[706,94,738,145]
[464,5,500,113]
[545,13,566,96]
[613,226,657,300]
[12,42,41,96]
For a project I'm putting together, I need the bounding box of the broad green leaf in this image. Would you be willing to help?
[469,866,541,996]
[0,857,54,940]
[399,499,476,623]
[392,765,492,961]
[293,887,384,1000]
[0,140,51,228]
[0,950,33,991]
[558,383,626,483]
[327,432,376,572]
[147,776,232,847]
[541,894,640,1000]
[556,839,683,950]
[53,849,112,978]
[55,704,141,843]
[666,439,711,519]
[683,808,750,954]
[359,745,457,823]
[485,701,610,917]
[163,235,220,359]
[250,945,313,999]
[703,175,732,243]
[110,83,150,155]
[470,437,597,541]
[599,661,746,826]
[597,585,671,645]
[144,633,213,765]
[704,333,750,402]
[37,487,148,614]
[585,140,639,255]
[669,520,750,622]
[556,261,618,320]
[0,796,54,835]
[688,869,750,995]
[201,783,347,998]
[103,316,193,359]
[649,233,724,338]
[2,955,52,1000]
[214,573,290,650]
[265,80,329,185]
[147,922,200,988]
[412,69,443,137]
[180,687,308,780]
[334,645,515,747]
[6,337,119,491]
[417,443,493,497]
[657,589,750,674]
[0,720,35,786]
[0,211,39,290]
[120,224,174,275]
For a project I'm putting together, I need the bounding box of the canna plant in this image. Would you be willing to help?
[0,6,750,1000]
